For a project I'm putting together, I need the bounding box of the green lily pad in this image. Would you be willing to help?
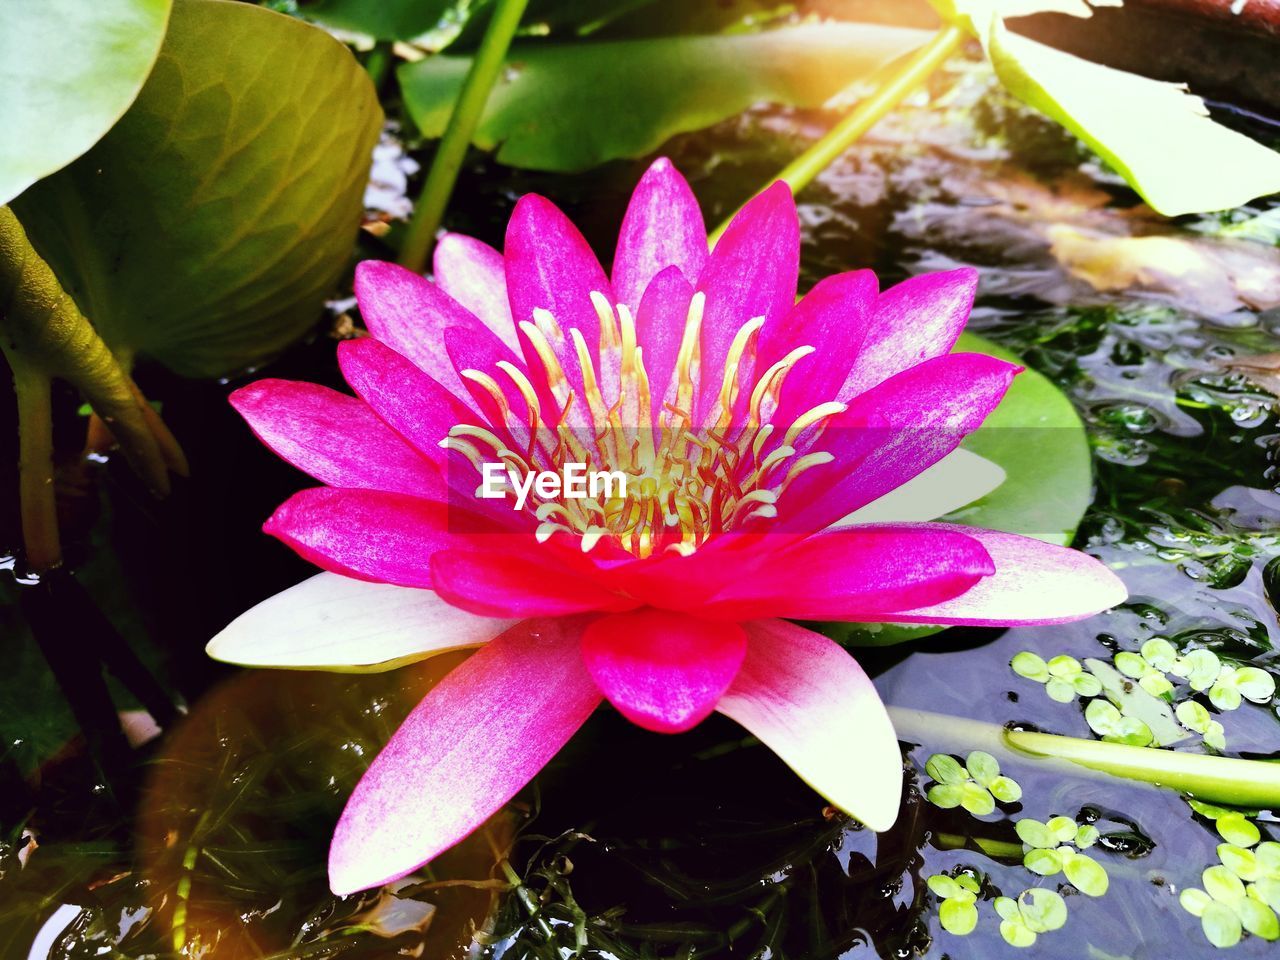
[398,23,930,171]
[944,332,1091,546]
[0,0,172,205]
[830,331,1092,647]
[12,0,382,379]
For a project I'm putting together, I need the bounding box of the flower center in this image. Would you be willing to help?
[442,293,846,558]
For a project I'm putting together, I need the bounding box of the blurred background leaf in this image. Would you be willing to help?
[0,0,172,205]
[398,22,930,171]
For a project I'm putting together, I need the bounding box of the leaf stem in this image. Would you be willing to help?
[399,0,530,272]
[708,24,966,245]
[889,707,1280,808]
[11,362,59,572]
[0,206,177,501]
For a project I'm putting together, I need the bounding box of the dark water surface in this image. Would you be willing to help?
[3,60,1279,959]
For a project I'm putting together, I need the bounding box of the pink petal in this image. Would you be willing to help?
[505,194,613,412]
[701,525,993,620]
[840,269,978,399]
[433,233,518,350]
[883,526,1128,625]
[694,182,799,424]
[354,260,484,396]
[230,379,443,499]
[717,619,902,831]
[338,338,535,532]
[338,338,477,462]
[612,157,707,313]
[580,609,746,733]
[329,616,602,894]
[430,548,638,618]
[636,265,695,424]
[779,353,1020,533]
[759,270,878,429]
[264,487,457,588]
[443,324,534,434]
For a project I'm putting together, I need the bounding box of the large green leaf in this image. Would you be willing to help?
[398,23,932,171]
[935,0,1280,216]
[823,330,1092,647]
[945,331,1091,547]
[0,0,172,205]
[12,0,382,379]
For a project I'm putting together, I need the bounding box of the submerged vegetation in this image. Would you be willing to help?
[2,0,1280,957]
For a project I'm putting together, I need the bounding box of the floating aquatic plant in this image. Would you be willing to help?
[928,870,983,935]
[1016,815,1109,895]
[924,751,1023,814]
[995,888,1069,948]
[1010,652,1102,702]
[207,157,1126,894]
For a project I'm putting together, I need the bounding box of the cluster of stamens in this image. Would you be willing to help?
[441,293,846,558]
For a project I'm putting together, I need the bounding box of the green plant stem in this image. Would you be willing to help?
[11,362,58,572]
[0,206,174,504]
[708,24,966,246]
[889,707,1280,808]
[934,832,1024,859]
[399,0,530,272]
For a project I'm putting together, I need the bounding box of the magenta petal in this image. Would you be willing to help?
[433,233,518,350]
[431,549,637,618]
[505,194,613,407]
[884,526,1128,625]
[354,260,484,396]
[338,338,475,460]
[694,181,799,423]
[329,616,602,894]
[717,619,902,831]
[635,265,695,423]
[581,609,746,733]
[840,268,979,399]
[230,379,442,499]
[264,488,455,587]
[612,157,707,313]
[779,353,1020,533]
[760,270,878,427]
[702,526,993,620]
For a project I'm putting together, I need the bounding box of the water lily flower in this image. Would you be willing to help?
[208,157,1126,896]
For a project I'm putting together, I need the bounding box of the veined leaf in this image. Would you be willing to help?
[0,0,172,204]
[398,23,932,171]
[12,0,382,378]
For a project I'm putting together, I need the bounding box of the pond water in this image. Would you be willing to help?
[2,57,1279,959]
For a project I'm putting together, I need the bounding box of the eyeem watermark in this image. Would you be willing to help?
[480,463,628,510]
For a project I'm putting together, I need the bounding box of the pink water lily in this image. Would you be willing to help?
[207,157,1126,896]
